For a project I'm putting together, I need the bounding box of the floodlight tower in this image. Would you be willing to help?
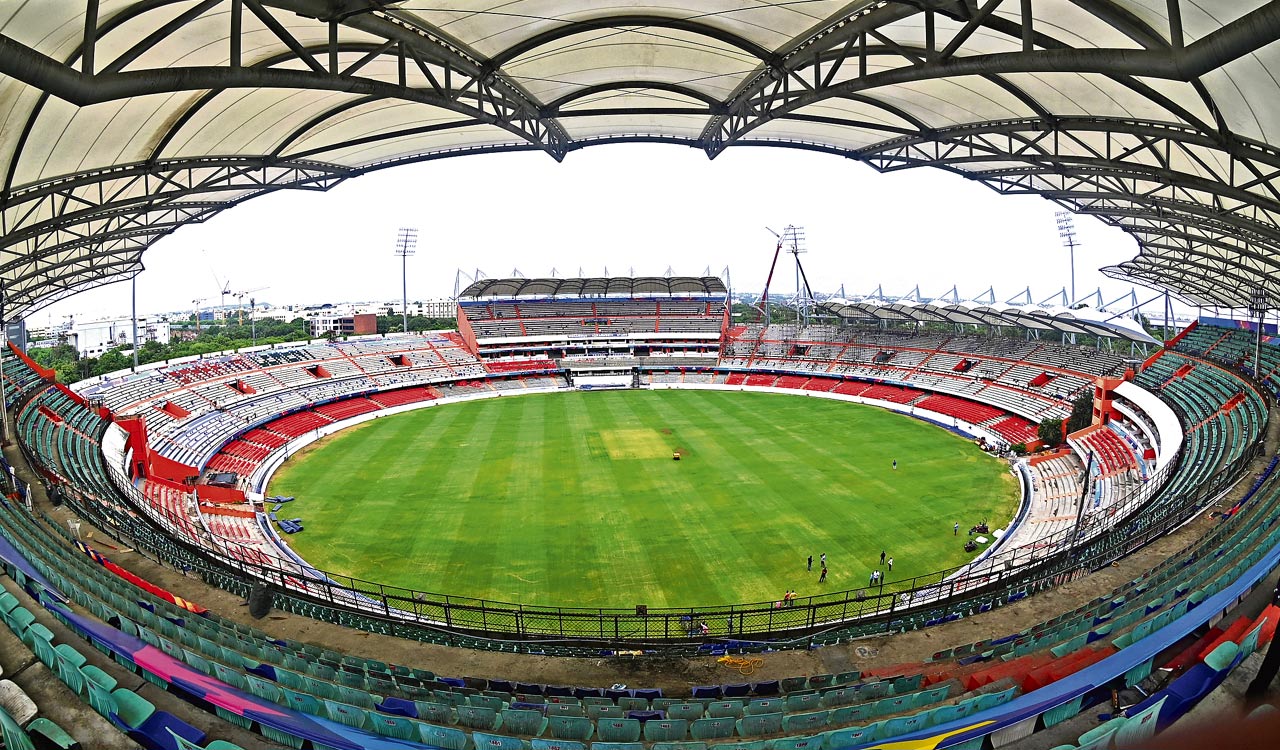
[781,225,810,325]
[1055,211,1079,305]
[395,227,418,334]
[1250,287,1270,378]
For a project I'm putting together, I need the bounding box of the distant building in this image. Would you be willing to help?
[308,313,377,337]
[378,299,455,319]
[65,317,170,357]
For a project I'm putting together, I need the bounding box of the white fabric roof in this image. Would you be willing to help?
[819,297,1159,343]
[1,2,1279,315]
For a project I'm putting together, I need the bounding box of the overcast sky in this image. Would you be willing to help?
[33,144,1164,328]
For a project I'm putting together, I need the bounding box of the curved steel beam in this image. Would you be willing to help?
[486,15,774,68]
[544,80,723,111]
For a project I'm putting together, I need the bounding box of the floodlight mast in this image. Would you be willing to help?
[1250,288,1270,378]
[395,228,418,334]
[1055,212,1079,305]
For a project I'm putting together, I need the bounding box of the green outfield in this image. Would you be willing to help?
[269,389,1018,609]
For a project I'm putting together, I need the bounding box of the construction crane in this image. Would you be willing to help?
[232,287,268,326]
[211,271,231,312]
[191,298,208,333]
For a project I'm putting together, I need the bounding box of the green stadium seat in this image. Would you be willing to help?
[533,739,586,750]
[85,678,117,718]
[474,731,527,750]
[547,704,586,717]
[502,708,550,736]
[1205,641,1240,671]
[367,712,419,740]
[617,697,649,712]
[779,677,808,693]
[261,725,306,749]
[651,742,706,750]
[782,710,830,733]
[1075,717,1127,750]
[829,716,880,747]
[735,712,782,737]
[587,705,625,720]
[548,716,594,741]
[281,687,324,716]
[785,693,823,712]
[710,740,768,750]
[472,695,505,711]
[596,719,642,743]
[744,699,782,716]
[0,702,35,750]
[23,621,56,665]
[706,701,744,719]
[82,664,117,693]
[421,723,471,750]
[771,734,825,750]
[325,700,372,729]
[689,717,735,741]
[52,643,87,694]
[25,718,76,750]
[881,713,929,738]
[666,704,705,721]
[644,719,689,742]
[3,607,35,648]
[110,688,156,729]
[244,674,281,703]
[828,703,875,725]
[591,743,644,750]
[416,700,458,724]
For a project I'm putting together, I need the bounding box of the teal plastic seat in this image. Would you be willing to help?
[1075,716,1127,750]
[828,703,874,726]
[261,725,306,749]
[110,688,156,729]
[1204,641,1241,671]
[367,712,418,740]
[644,719,689,742]
[501,708,549,736]
[27,718,77,750]
[782,710,829,733]
[473,731,526,750]
[546,704,584,718]
[324,700,371,729]
[688,717,735,741]
[666,703,705,721]
[881,712,929,738]
[0,702,36,750]
[744,698,782,716]
[415,700,457,724]
[596,719,642,743]
[735,712,782,737]
[281,687,324,716]
[81,664,117,693]
[548,715,593,741]
[85,679,117,717]
[532,739,585,750]
[420,723,470,750]
[784,694,823,712]
[471,695,505,711]
[587,705,624,719]
[2,605,34,634]
[458,706,501,731]
[52,644,87,694]
[706,701,743,719]
[772,734,825,750]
